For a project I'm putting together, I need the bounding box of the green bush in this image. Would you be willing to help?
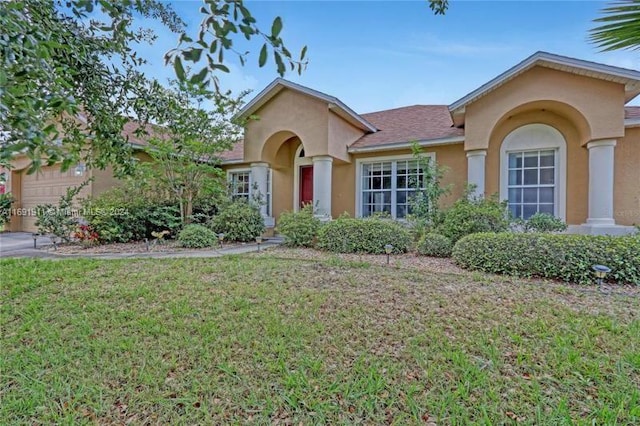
[522,212,568,233]
[438,196,509,243]
[0,192,14,224]
[317,215,411,254]
[209,200,265,242]
[83,188,182,243]
[452,232,640,285]
[416,233,453,257]
[36,181,89,241]
[276,205,320,247]
[177,224,217,248]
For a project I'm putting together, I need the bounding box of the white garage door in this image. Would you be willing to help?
[20,165,89,232]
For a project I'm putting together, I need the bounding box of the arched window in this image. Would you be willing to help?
[500,124,566,220]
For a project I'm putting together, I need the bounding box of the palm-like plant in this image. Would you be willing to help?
[591,0,640,51]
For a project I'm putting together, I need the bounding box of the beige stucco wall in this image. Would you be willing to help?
[244,90,329,163]
[464,66,626,151]
[615,127,640,226]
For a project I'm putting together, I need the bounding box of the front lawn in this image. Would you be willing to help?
[2,251,639,424]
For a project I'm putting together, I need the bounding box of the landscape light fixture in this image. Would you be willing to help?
[32,233,38,249]
[384,244,394,265]
[592,264,611,292]
[74,163,85,177]
[255,235,263,252]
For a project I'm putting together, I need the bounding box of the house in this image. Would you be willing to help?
[2,122,152,232]
[4,51,640,234]
[221,51,640,235]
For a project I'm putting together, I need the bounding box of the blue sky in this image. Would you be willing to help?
[135,1,640,112]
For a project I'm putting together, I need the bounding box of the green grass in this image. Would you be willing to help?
[1,254,639,424]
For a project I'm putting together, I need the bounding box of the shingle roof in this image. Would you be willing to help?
[349,105,463,149]
[219,140,244,162]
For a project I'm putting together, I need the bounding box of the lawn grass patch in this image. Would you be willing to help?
[2,255,639,424]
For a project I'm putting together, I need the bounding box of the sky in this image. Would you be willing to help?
[132,0,640,113]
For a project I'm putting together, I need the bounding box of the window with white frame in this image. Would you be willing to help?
[229,171,250,200]
[228,169,272,217]
[501,124,566,221]
[507,150,556,219]
[360,157,429,219]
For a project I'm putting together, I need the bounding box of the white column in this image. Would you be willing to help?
[312,156,333,220]
[466,149,487,198]
[250,162,269,218]
[586,139,616,226]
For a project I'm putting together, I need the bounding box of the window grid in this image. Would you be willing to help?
[507,150,556,219]
[361,159,427,219]
[230,171,250,201]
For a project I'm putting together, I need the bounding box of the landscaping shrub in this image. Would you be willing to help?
[416,233,452,257]
[452,232,640,285]
[0,192,14,225]
[209,200,265,242]
[522,212,568,233]
[438,196,509,243]
[177,224,217,248]
[36,181,89,241]
[317,215,411,254]
[83,188,182,243]
[276,204,320,247]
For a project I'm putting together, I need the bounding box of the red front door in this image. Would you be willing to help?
[300,165,313,208]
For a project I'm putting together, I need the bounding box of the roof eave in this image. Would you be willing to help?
[348,136,465,154]
[449,51,640,117]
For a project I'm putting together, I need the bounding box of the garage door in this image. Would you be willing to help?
[19,165,90,232]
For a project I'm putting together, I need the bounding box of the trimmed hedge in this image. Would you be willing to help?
[417,233,453,257]
[438,197,509,243]
[178,224,217,248]
[317,216,411,254]
[276,205,320,247]
[452,232,640,285]
[209,200,265,242]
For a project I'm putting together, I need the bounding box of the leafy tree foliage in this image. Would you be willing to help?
[138,81,244,224]
[0,0,305,174]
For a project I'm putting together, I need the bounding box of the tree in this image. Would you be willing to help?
[0,0,305,174]
[137,80,244,224]
[591,0,640,51]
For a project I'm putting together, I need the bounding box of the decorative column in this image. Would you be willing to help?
[250,162,269,218]
[312,156,333,220]
[586,139,616,226]
[466,149,487,198]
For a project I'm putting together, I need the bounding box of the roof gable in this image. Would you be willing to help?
[234,78,377,132]
[449,51,640,116]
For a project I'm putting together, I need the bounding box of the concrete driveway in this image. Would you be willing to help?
[0,232,54,258]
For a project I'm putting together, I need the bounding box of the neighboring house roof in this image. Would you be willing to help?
[234,78,378,133]
[625,106,640,119]
[348,105,464,152]
[449,51,640,116]
[219,140,244,163]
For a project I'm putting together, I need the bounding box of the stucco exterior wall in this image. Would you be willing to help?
[244,89,331,163]
[327,112,363,163]
[615,127,640,226]
[485,109,589,225]
[464,66,626,151]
